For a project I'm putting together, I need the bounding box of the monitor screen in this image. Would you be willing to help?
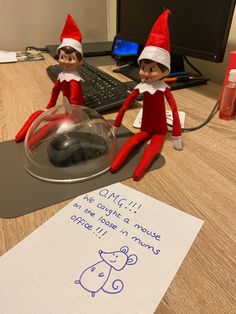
[112,38,140,56]
[117,0,235,62]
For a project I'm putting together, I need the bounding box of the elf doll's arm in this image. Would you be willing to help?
[69,80,85,106]
[15,80,61,142]
[113,89,139,129]
[46,80,61,109]
[164,88,183,150]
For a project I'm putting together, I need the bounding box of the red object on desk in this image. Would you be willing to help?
[219,69,236,120]
[218,51,236,110]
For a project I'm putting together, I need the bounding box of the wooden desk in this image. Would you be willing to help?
[0,54,235,313]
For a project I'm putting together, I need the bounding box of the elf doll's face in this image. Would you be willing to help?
[59,50,82,72]
[139,60,168,83]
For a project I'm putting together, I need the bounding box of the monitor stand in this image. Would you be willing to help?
[113,53,209,90]
[113,62,141,82]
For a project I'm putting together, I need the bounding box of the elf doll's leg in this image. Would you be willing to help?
[28,118,68,149]
[110,131,150,173]
[133,134,165,181]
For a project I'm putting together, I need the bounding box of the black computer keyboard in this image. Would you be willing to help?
[46,62,133,113]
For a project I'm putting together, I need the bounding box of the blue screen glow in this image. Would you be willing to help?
[113,38,139,56]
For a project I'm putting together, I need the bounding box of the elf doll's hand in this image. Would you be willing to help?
[172,136,183,150]
[110,125,119,136]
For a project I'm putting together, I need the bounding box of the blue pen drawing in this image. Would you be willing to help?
[74,246,138,297]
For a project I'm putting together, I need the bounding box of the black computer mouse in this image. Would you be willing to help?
[47,131,108,167]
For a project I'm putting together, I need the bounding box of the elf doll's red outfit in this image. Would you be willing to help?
[15,14,85,143]
[110,10,182,181]
[46,71,84,109]
[46,14,85,109]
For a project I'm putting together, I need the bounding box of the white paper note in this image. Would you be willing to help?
[0,51,17,63]
[0,183,203,314]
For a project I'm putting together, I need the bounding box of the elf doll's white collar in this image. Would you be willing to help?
[58,71,84,82]
[135,80,170,94]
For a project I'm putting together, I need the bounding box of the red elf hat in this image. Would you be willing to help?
[58,14,83,55]
[138,10,171,71]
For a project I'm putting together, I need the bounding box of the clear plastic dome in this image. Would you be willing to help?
[24,104,117,182]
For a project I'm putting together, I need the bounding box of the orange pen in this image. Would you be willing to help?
[163,76,192,83]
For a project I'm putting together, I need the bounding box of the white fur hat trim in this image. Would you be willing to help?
[138,46,170,71]
[58,38,83,55]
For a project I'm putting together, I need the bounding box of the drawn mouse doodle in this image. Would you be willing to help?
[74,246,138,297]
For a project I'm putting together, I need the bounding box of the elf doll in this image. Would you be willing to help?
[15,14,85,143]
[110,10,183,181]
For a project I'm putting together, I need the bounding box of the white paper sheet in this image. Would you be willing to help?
[0,51,17,63]
[0,183,203,314]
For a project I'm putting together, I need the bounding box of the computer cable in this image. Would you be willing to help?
[25,46,50,53]
[16,46,48,62]
[167,100,219,132]
[183,56,203,77]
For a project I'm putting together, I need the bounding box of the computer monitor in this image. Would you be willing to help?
[115,0,235,83]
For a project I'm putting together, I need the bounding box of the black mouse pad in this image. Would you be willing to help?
[0,126,165,218]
